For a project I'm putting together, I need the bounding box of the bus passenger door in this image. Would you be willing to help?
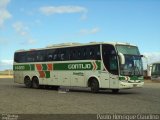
[102,44,119,88]
[109,74,119,89]
[108,55,119,88]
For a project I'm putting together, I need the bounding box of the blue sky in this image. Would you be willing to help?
[0,0,160,70]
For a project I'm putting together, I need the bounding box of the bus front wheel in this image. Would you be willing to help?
[24,76,32,88]
[32,77,40,89]
[90,79,99,93]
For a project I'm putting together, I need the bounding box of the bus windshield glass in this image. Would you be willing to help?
[116,45,143,76]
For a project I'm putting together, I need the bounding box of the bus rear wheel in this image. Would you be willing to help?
[32,77,40,89]
[24,76,32,88]
[90,79,99,93]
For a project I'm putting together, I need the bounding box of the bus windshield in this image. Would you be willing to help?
[116,45,143,76]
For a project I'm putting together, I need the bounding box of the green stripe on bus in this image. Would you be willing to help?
[119,76,144,81]
[30,64,35,70]
[54,61,101,70]
[45,71,50,78]
[96,61,101,70]
[13,64,35,71]
[42,64,47,71]
[130,76,144,80]
[119,76,125,80]
[13,61,101,71]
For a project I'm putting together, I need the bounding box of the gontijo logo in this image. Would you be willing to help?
[68,64,91,70]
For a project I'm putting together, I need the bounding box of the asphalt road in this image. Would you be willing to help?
[0,78,160,114]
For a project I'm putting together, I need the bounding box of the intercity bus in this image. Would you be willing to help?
[151,62,160,80]
[13,42,144,93]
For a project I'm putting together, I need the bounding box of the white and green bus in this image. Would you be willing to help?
[13,42,144,93]
[151,62,160,80]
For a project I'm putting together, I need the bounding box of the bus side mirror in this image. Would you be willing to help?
[140,55,144,57]
[118,52,125,65]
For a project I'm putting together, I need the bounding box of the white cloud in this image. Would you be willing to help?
[27,39,36,44]
[79,28,100,35]
[143,52,160,63]
[0,0,11,27]
[0,0,10,8]
[39,6,87,15]
[142,52,160,69]
[12,22,28,36]
[21,38,37,45]
[0,59,13,66]
[12,21,37,45]
[0,59,13,70]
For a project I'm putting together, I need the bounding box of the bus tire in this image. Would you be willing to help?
[32,77,40,89]
[24,76,32,88]
[112,89,119,94]
[90,79,99,93]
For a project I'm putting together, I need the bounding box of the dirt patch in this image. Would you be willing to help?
[0,75,13,78]
[144,79,160,83]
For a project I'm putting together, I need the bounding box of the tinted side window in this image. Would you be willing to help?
[26,51,36,62]
[14,52,26,63]
[70,47,88,60]
[14,53,19,62]
[69,45,101,60]
[82,47,87,59]
[14,45,101,63]
[36,50,46,62]
[87,45,101,60]
[60,48,69,61]
[70,47,78,60]
[46,49,56,61]
[56,48,69,61]
[46,48,70,61]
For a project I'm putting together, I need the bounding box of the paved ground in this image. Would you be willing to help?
[0,75,13,78]
[0,78,160,114]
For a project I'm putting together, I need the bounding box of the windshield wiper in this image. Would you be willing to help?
[131,65,140,75]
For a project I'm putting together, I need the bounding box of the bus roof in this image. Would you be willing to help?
[15,42,137,52]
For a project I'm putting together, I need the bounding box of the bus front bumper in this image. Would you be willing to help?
[119,81,144,89]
